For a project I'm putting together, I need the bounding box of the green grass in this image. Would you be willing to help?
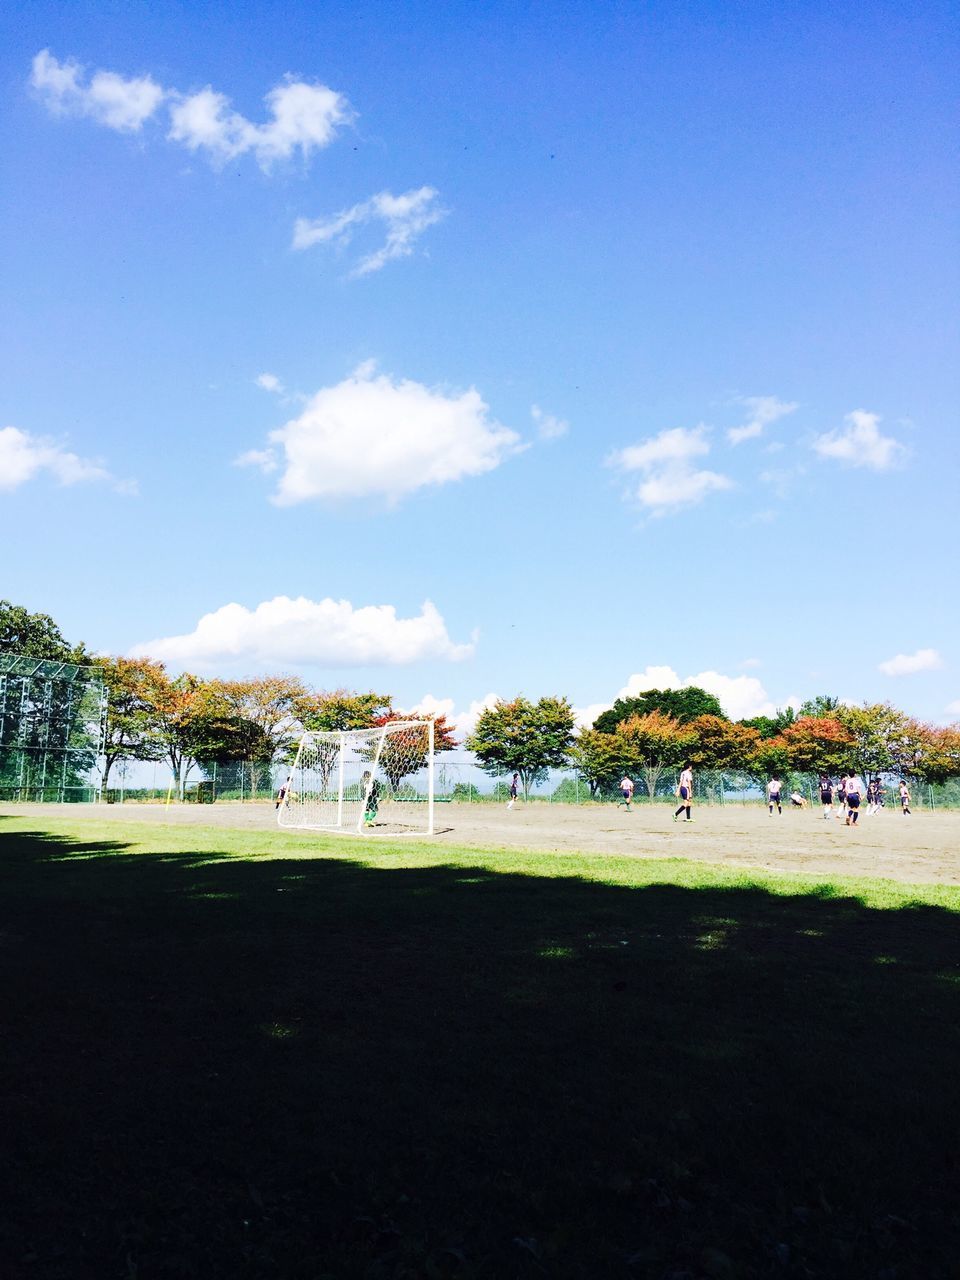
[2,815,959,1278]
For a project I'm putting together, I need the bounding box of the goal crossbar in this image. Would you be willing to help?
[278,720,435,836]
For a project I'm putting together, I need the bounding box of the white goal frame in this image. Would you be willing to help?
[277,719,435,836]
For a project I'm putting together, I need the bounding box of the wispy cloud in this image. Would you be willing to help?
[255,373,284,394]
[727,395,798,445]
[31,49,164,131]
[31,50,351,169]
[531,405,569,441]
[608,425,732,516]
[813,410,907,470]
[130,595,474,669]
[878,648,943,676]
[292,187,447,275]
[237,360,523,505]
[0,425,133,494]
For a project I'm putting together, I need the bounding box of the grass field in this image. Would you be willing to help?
[2,809,959,1278]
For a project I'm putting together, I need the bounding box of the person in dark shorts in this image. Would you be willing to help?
[819,774,833,820]
[673,763,694,822]
[767,775,783,814]
[618,776,635,810]
[899,780,911,814]
[507,772,520,810]
[844,770,864,825]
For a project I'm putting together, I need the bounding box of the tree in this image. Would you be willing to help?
[371,713,458,791]
[915,723,960,785]
[685,715,760,772]
[568,727,628,797]
[593,686,723,734]
[613,711,693,801]
[738,706,796,740]
[0,600,86,662]
[779,716,855,776]
[467,696,576,798]
[836,703,924,778]
[92,656,168,790]
[798,694,842,719]
[294,689,393,733]
[150,674,227,798]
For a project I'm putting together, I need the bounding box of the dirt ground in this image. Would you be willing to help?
[4,799,959,885]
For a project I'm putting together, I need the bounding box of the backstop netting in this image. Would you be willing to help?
[278,720,436,835]
[0,653,108,802]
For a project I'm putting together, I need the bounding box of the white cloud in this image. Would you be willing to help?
[531,405,569,441]
[739,657,762,669]
[130,595,474,670]
[813,410,907,470]
[617,665,775,721]
[240,361,523,505]
[609,425,732,516]
[31,49,164,131]
[878,648,943,677]
[727,395,798,446]
[0,425,113,491]
[946,699,960,716]
[31,51,350,168]
[403,692,500,741]
[168,78,352,167]
[293,186,446,275]
[256,372,284,394]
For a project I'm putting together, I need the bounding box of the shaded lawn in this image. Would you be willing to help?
[0,820,959,1278]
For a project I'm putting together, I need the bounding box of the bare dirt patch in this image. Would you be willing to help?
[5,799,959,885]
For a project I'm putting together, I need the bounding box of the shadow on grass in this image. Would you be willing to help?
[1,830,959,1279]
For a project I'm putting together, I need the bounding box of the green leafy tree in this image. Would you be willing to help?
[0,599,86,662]
[798,694,842,719]
[836,702,926,778]
[738,706,797,740]
[92,656,168,790]
[467,696,576,798]
[294,689,393,733]
[593,686,723,734]
[568,727,628,797]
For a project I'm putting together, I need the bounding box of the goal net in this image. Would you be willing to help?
[278,720,436,835]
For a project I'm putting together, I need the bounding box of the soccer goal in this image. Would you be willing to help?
[278,720,436,835]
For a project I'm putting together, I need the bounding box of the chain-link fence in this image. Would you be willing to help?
[98,754,953,809]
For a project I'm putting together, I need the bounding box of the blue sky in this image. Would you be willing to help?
[2,0,958,732]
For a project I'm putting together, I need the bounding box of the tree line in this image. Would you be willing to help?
[3,600,958,800]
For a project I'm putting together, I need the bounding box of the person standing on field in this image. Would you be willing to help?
[673,763,694,822]
[819,774,833,820]
[899,779,912,815]
[767,775,783,815]
[507,772,520,809]
[836,773,849,821]
[844,770,864,825]
[618,776,634,810]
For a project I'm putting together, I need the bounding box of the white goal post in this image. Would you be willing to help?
[278,719,436,835]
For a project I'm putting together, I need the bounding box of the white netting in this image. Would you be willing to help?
[278,720,435,835]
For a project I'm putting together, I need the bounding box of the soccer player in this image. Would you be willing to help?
[767,775,783,814]
[836,773,849,821]
[819,774,833,819]
[789,790,807,808]
[507,772,521,809]
[899,779,912,815]
[618,776,634,810]
[361,771,381,827]
[844,769,864,825]
[673,763,694,822]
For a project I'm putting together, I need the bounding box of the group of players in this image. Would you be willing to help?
[616,766,913,826]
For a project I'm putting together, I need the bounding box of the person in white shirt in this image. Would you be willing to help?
[898,780,911,815]
[844,771,865,825]
[767,776,783,815]
[618,776,634,810]
[790,791,807,808]
[673,764,694,822]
